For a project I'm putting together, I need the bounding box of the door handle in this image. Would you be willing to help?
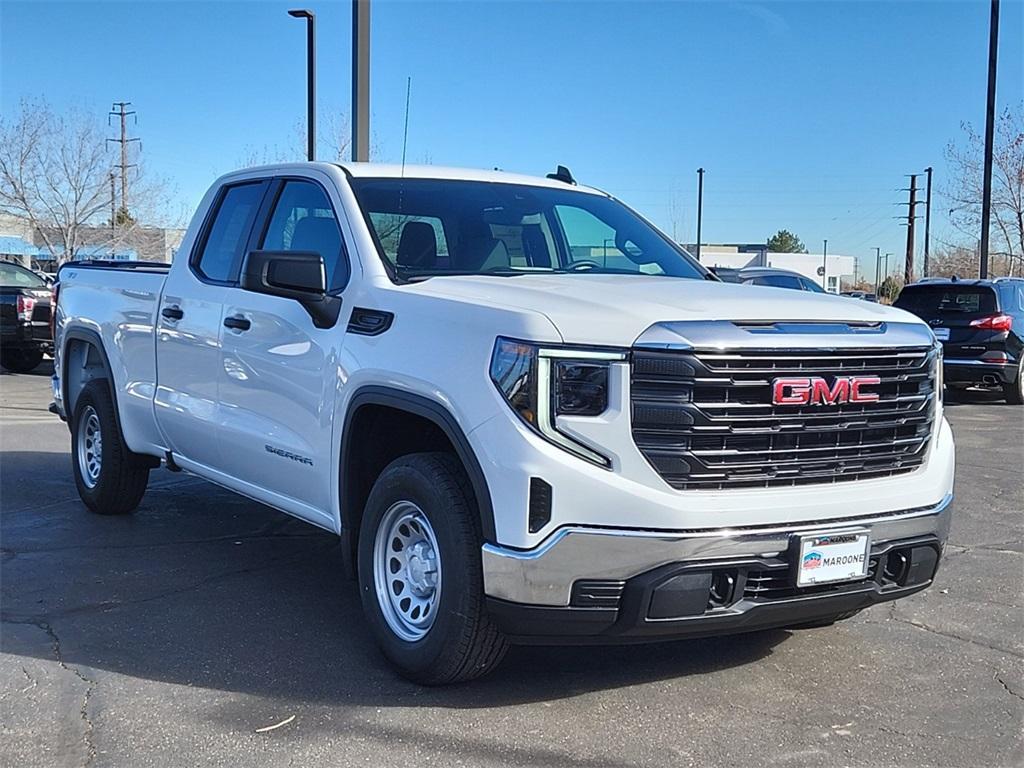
[223,315,251,332]
[161,306,184,321]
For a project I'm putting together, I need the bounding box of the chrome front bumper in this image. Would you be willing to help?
[482,494,953,606]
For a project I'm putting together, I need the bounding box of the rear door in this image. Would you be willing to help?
[894,284,1000,358]
[154,180,268,468]
[215,175,350,524]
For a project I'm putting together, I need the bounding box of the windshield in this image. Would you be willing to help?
[348,178,706,280]
[895,285,997,317]
[0,263,47,289]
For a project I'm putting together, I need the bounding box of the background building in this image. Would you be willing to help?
[688,243,855,293]
[0,214,183,270]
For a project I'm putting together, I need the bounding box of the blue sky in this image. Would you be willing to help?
[2,0,1022,281]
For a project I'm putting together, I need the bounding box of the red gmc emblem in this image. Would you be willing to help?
[771,376,881,406]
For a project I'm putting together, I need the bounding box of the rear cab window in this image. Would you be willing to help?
[193,182,266,283]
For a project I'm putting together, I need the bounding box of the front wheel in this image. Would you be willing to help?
[357,453,508,684]
[71,380,151,515]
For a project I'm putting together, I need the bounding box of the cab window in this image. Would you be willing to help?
[194,182,265,282]
[261,180,349,292]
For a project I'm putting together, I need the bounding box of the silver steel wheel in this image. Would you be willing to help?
[77,405,102,489]
[373,500,442,642]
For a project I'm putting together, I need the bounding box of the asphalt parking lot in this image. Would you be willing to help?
[1,364,1021,768]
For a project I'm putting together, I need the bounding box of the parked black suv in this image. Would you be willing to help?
[895,277,1024,404]
[0,262,53,373]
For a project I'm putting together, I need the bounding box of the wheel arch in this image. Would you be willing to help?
[61,329,120,433]
[339,386,496,576]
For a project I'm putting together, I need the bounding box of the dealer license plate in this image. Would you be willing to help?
[933,327,950,341]
[796,530,870,587]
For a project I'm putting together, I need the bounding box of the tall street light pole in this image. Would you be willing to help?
[874,247,881,296]
[822,239,828,292]
[288,9,316,161]
[923,167,933,278]
[695,167,704,263]
[352,0,371,162]
[979,0,1000,278]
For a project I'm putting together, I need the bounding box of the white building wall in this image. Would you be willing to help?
[698,248,854,293]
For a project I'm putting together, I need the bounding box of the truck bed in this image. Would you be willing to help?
[54,262,168,456]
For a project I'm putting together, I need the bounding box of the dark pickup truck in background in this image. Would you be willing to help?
[0,262,53,373]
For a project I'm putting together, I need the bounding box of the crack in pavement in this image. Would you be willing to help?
[875,612,1023,659]
[944,543,1024,558]
[0,666,36,701]
[6,619,98,766]
[995,673,1024,703]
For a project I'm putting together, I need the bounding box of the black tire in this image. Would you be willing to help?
[1003,361,1024,405]
[357,452,508,685]
[1,347,44,373]
[71,380,151,515]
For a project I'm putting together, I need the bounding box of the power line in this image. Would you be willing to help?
[897,173,923,283]
[107,102,139,219]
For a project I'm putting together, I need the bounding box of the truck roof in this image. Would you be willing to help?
[217,162,607,200]
[338,162,607,195]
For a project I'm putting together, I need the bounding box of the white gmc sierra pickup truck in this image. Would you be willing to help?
[52,162,954,684]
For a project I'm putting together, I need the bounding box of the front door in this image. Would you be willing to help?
[216,177,350,525]
[154,180,268,469]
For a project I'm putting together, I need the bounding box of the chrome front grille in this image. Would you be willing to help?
[630,346,938,490]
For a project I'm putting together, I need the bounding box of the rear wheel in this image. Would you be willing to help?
[1003,360,1024,405]
[357,452,508,684]
[0,347,43,373]
[71,380,151,515]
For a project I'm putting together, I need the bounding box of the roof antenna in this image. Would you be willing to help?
[546,165,576,185]
[400,76,411,177]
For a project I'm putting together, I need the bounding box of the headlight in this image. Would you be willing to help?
[933,339,943,405]
[490,337,625,466]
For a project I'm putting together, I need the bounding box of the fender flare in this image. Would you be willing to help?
[339,385,497,551]
[60,328,120,432]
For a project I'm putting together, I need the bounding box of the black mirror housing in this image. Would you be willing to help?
[242,250,326,298]
[240,250,342,328]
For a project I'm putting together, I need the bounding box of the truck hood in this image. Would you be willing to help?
[414,274,923,346]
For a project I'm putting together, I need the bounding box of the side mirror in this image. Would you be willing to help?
[240,250,342,328]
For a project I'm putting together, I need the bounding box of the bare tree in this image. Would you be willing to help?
[944,102,1024,276]
[239,110,354,168]
[666,191,686,244]
[0,99,174,265]
[927,244,980,278]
